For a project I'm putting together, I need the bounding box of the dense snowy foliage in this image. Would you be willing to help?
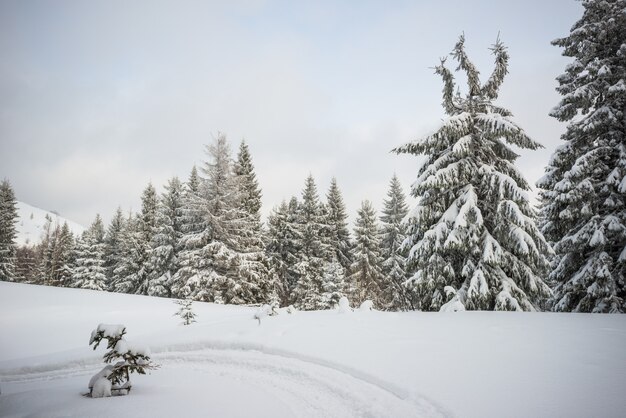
[538,0,626,313]
[379,174,411,310]
[0,180,18,282]
[394,36,552,311]
[349,200,384,307]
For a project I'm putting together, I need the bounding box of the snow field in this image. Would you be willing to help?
[1,282,626,418]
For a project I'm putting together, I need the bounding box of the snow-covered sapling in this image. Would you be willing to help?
[174,299,197,325]
[359,300,375,311]
[88,324,157,397]
[337,296,353,313]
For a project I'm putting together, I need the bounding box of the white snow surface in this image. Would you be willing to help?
[15,201,85,246]
[1,282,625,418]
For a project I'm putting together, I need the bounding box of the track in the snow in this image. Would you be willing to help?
[0,344,449,418]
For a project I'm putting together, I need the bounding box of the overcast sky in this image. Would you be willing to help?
[0,0,583,226]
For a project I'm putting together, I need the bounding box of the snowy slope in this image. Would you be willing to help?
[15,201,85,246]
[0,282,625,418]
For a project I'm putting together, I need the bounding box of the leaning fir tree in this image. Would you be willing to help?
[394,35,551,311]
[538,0,626,313]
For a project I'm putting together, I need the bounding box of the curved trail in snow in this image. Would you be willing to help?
[0,342,449,418]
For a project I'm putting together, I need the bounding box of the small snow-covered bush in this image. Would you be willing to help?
[88,324,157,397]
[359,300,375,311]
[337,296,352,313]
[254,303,278,324]
[174,299,197,325]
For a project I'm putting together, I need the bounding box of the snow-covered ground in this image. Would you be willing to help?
[1,282,625,418]
[15,201,85,246]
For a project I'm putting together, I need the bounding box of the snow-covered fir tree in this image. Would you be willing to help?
[104,207,125,284]
[112,184,158,295]
[146,177,184,297]
[197,135,242,303]
[320,260,347,309]
[72,215,107,291]
[325,178,352,272]
[51,222,75,287]
[0,179,18,282]
[538,0,626,313]
[174,299,197,325]
[231,140,272,304]
[110,213,142,293]
[171,167,210,300]
[134,184,158,295]
[174,135,255,303]
[348,200,384,306]
[266,198,302,305]
[37,214,55,285]
[394,35,551,311]
[379,174,411,310]
[292,175,332,310]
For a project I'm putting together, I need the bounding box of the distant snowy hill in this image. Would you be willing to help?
[15,201,85,246]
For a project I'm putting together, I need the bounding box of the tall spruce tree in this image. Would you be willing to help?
[266,199,302,305]
[172,167,210,300]
[199,135,241,303]
[349,200,384,306]
[379,174,411,310]
[0,180,18,282]
[37,214,54,285]
[146,177,184,297]
[51,222,75,286]
[394,35,551,311]
[538,0,626,313]
[325,178,352,272]
[232,140,272,304]
[110,213,142,294]
[134,184,158,295]
[292,175,331,310]
[104,207,125,284]
[71,215,107,291]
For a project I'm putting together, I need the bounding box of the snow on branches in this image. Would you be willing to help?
[394,35,551,311]
[88,324,157,397]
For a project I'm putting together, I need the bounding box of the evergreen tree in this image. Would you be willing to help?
[292,175,331,310]
[104,207,125,285]
[174,299,197,325]
[320,260,347,309]
[171,167,211,300]
[234,140,262,224]
[266,199,302,305]
[231,140,272,304]
[51,222,75,287]
[538,0,626,313]
[379,174,411,310]
[0,180,18,282]
[325,178,352,272]
[72,215,107,291]
[15,245,38,283]
[133,184,158,295]
[110,213,142,294]
[393,35,551,311]
[349,200,384,306]
[37,214,54,285]
[147,177,184,297]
